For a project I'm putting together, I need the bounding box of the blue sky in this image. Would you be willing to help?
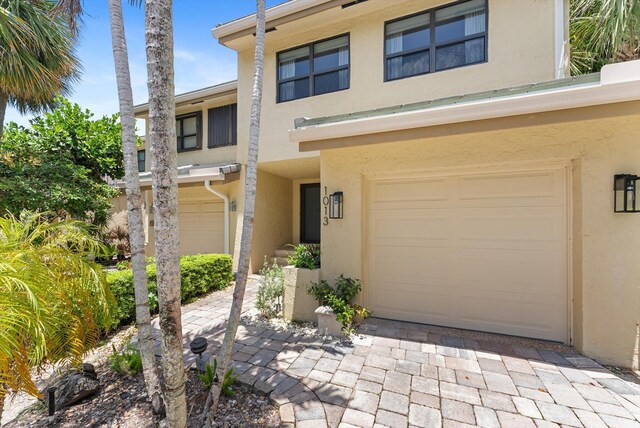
[5,0,285,128]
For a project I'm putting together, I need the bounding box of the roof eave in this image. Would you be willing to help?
[290,61,640,145]
[133,80,238,116]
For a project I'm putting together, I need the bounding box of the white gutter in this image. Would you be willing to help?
[204,181,230,255]
[212,0,329,39]
[290,61,640,144]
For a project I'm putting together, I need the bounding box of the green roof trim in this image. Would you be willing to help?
[295,73,602,128]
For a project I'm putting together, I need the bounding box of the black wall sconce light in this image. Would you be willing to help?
[329,191,343,219]
[614,174,640,213]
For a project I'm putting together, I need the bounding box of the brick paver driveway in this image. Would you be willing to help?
[154,278,640,427]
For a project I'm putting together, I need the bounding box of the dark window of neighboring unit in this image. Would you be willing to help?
[176,111,202,152]
[137,150,145,172]
[385,0,486,81]
[208,104,237,148]
[277,34,350,102]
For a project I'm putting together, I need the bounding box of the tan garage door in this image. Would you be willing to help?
[366,166,568,342]
[178,200,224,255]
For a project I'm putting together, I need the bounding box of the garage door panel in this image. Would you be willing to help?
[177,200,224,255]
[459,210,564,244]
[370,212,450,242]
[459,171,559,201]
[366,167,568,342]
[458,292,565,341]
[371,178,449,205]
[369,248,452,285]
[457,251,564,295]
[371,281,452,324]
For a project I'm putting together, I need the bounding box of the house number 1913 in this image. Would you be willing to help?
[322,186,330,226]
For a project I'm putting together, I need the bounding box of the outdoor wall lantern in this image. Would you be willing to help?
[329,191,343,219]
[614,174,640,213]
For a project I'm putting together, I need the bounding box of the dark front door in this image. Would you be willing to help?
[300,183,321,243]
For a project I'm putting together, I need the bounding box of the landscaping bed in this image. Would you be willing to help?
[5,329,280,428]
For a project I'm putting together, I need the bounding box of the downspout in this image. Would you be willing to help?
[204,180,230,254]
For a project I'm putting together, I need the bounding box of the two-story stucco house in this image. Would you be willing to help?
[118,0,640,369]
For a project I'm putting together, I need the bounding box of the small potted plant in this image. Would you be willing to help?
[308,275,371,337]
[283,244,321,322]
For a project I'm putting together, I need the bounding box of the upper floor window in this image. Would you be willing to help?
[385,0,486,81]
[137,150,145,172]
[277,34,350,103]
[208,104,237,148]
[176,111,202,152]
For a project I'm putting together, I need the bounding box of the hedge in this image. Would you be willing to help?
[107,253,233,327]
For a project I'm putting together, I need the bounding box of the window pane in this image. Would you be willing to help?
[386,13,430,54]
[137,151,145,172]
[314,69,348,95]
[182,116,197,136]
[279,78,310,102]
[278,46,310,79]
[436,0,485,43]
[175,120,181,136]
[314,36,349,72]
[182,135,198,149]
[386,51,429,80]
[435,37,484,70]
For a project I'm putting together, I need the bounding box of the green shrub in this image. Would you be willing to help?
[308,275,370,335]
[198,359,237,396]
[107,254,233,327]
[286,244,321,269]
[109,344,143,376]
[256,261,284,318]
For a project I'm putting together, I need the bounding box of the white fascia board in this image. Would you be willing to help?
[289,62,640,144]
[212,0,329,40]
[133,81,238,115]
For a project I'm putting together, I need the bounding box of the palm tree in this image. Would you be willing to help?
[144,0,187,426]
[571,0,640,74]
[0,0,80,135]
[0,212,114,421]
[108,0,165,417]
[202,0,266,424]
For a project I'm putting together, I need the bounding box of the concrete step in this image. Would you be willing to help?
[271,256,289,266]
[275,248,294,258]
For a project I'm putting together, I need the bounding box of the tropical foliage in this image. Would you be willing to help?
[0,212,113,412]
[256,260,284,318]
[308,275,371,334]
[0,99,124,225]
[571,0,640,74]
[0,0,80,130]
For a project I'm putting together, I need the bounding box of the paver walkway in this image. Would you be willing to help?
[152,279,640,427]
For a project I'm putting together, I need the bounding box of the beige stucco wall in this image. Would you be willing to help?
[235,0,559,165]
[237,169,294,273]
[319,101,640,369]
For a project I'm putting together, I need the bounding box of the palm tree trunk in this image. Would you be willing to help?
[0,92,8,138]
[202,0,266,425]
[0,384,5,425]
[107,0,165,418]
[145,0,186,426]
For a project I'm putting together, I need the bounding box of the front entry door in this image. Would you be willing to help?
[300,183,321,243]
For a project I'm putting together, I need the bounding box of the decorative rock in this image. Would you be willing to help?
[43,366,100,411]
[315,306,347,337]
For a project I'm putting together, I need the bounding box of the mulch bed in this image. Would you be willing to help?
[6,361,280,428]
